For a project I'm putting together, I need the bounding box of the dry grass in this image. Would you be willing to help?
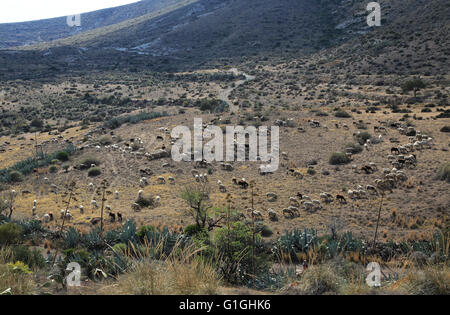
[0,247,36,295]
[100,242,221,295]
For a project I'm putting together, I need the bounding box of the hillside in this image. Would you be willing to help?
[0,0,187,48]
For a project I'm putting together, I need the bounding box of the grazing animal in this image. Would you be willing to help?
[238,178,249,189]
[268,209,278,221]
[266,192,278,202]
[391,147,400,155]
[132,203,141,212]
[282,208,295,219]
[117,212,123,222]
[109,212,116,222]
[336,195,347,204]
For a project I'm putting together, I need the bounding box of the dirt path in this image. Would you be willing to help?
[218,68,255,113]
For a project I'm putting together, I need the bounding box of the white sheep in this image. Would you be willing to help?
[91,200,98,208]
[79,205,84,214]
[289,197,300,207]
[155,196,161,205]
[138,190,143,199]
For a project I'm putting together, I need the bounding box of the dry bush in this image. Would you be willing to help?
[399,265,450,295]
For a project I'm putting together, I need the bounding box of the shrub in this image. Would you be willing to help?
[11,245,46,270]
[0,261,36,294]
[334,109,351,118]
[401,266,450,295]
[436,163,450,183]
[329,152,351,165]
[9,171,23,183]
[78,156,100,170]
[184,224,208,238]
[49,165,58,173]
[99,136,113,145]
[136,196,154,208]
[345,143,362,154]
[136,225,156,240]
[55,151,69,162]
[297,264,342,295]
[0,223,23,245]
[87,167,101,177]
[256,223,273,237]
[355,131,372,145]
[440,126,450,133]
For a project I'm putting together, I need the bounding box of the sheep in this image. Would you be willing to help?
[32,206,36,216]
[140,177,148,188]
[302,201,315,212]
[155,196,161,205]
[268,209,278,221]
[348,190,357,200]
[138,190,143,199]
[238,178,249,189]
[168,177,175,185]
[132,203,141,212]
[366,185,378,195]
[91,200,98,208]
[302,195,312,202]
[109,212,116,222]
[33,200,37,207]
[105,205,112,212]
[219,184,227,193]
[79,205,84,214]
[282,208,295,218]
[43,213,52,223]
[289,197,300,207]
[266,192,278,202]
[312,200,322,210]
[358,190,368,199]
[115,191,119,200]
[288,206,300,215]
[320,192,333,203]
[252,210,264,221]
[369,162,377,171]
[117,212,123,222]
[336,195,347,204]
[88,182,94,192]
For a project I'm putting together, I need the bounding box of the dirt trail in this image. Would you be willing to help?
[218,68,255,113]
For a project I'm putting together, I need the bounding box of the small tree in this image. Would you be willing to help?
[181,183,212,229]
[402,78,426,97]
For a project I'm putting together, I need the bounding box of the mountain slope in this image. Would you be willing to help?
[0,0,187,48]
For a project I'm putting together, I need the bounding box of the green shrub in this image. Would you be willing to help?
[436,163,450,183]
[355,131,372,145]
[256,223,273,237]
[11,245,46,270]
[56,151,69,162]
[87,167,101,177]
[136,225,156,240]
[49,165,58,173]
[345,143,363,154]
[9,171,23,183]
[329,152,351,165]
[215,222,270,284]
[0,223,23,245]
[78,156,100,170]
[184,224,208,238]
[136,196,154,208]
[440,126,450,133]
[334,109,351,118]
